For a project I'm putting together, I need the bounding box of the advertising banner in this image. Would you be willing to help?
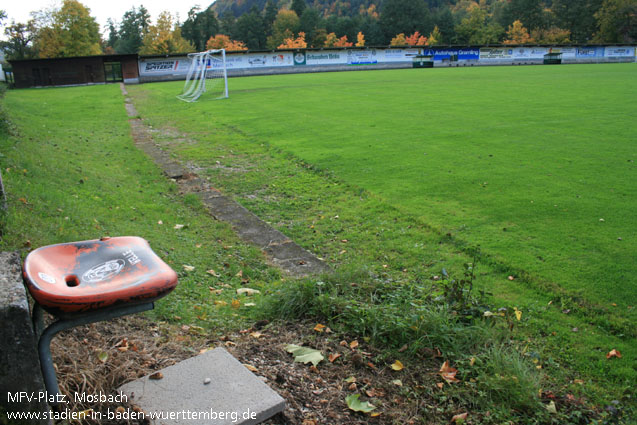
[139,58,191,76]
[293,52,306,65]
[243,53,293,67]
[577,46,604,58]
[347,49,378,65]
[381,49,420,62]
[421,48,480,60]
[479,48,513,60]
[605,46,634,57]
[304,51,347,65]
[548,47,576,59]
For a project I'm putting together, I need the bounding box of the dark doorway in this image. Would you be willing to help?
[85,65,94,83]
[32,68,41,86]
[104,62,123,82]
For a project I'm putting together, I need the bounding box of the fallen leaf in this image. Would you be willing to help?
[348,382,357,391]
[514,307,522,321]
[470,357,476,366]
[573,379,584,385]
[149,372,163,380]
[174,224,184,229]
[345,394,376,413]
[436,382,444,389]
[206,269,220,277]
[439,360,459,383]
[182,265,195,272]
[545,400,557,414]
[249,332,263,338]
[371,412,382,417]
[97,351,108,363]
[350,340,359,349]
[231,299,241,309]
[313,323,327,332]
[18,197,28,204]
[157,220,163,225]
[508,275,515,281]
[606,349,622,359]
[391,360,404,371]
[214,300,227,306]
[392,379,403,387]
[244,302,256,307]
[328,353,342,363]
[451,412,468,423]
[344,377,356,383]
[243,364,258,372]
[236,270,243,277]
[285,344,324,366]
[236,288,260,296]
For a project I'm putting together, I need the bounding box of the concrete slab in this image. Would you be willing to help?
[119,348,285,425]
[0,251,50,424]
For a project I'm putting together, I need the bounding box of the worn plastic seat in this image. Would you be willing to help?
[22,236,178,406]
[23,236,178,316]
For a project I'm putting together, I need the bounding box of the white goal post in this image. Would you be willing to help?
[177,49,228,102]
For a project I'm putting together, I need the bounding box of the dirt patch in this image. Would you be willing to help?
[52,316,442,425]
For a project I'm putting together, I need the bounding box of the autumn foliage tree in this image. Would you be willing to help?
[530,27,572,43]
[355,31,365,46]
[277,31,307,48]
[333,35,353,47]
[140,11,194,55]
[405,31,428,45]
[267,10,300,49]
[324,32,338,47]
[428,25,442,45]
[504,20,534,44]
[35,0,101,58]
[206,34,248,50]
[390,33,407,45]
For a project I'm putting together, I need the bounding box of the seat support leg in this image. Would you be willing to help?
[35,303,154,407]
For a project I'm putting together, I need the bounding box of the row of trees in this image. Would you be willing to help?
[1,0,635,61]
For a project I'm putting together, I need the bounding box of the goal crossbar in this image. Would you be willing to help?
[177,49,228,102]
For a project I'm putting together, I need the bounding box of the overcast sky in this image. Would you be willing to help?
[2,0,207,36]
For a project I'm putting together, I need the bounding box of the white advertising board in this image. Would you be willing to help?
[305,51,347,65]
[605,46,634,57]
[381,49,421,62]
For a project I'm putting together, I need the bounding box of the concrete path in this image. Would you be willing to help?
[121,84,329,277]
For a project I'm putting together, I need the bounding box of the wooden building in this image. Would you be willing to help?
[9,54,139,89]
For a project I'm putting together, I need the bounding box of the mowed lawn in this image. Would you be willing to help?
[135,64,637,314]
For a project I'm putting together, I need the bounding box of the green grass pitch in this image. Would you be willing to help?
[139,63,637,313]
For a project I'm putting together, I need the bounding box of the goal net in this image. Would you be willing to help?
[177,49,228,102]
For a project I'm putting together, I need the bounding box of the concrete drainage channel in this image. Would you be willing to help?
[121,84,329,278]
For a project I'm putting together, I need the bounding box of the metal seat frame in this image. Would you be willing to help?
[31,301,155,407]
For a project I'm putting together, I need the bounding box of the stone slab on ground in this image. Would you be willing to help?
[0,251,50,424]
[119,348,285,425]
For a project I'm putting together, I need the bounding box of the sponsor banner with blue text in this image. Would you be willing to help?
[347,50,378,65]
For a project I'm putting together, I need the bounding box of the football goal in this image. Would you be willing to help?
[177,49,228,102]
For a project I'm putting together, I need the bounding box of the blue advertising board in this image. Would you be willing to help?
[576,46,605,58]
[421,48,480,60]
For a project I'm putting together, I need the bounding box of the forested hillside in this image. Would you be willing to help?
[2,0,635,60]
[204,0,635,48]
